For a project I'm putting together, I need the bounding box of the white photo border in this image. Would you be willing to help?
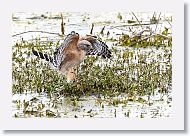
[0,0,184,130]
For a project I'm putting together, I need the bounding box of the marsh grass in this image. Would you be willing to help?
[119,27,172,47]
[12,36,172,99]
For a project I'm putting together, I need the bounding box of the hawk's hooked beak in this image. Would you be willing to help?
[89,44,93,49]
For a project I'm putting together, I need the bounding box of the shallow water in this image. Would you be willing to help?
[12,89,171,118]
[12,12,172,42]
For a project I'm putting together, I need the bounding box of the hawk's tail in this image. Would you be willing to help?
[32,49,56,66]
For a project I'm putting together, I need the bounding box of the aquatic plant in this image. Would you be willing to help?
[12,37,172,99]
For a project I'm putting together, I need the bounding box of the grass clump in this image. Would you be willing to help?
[119,27,172,48]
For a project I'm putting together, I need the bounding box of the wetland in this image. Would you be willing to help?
[12,12,172,118]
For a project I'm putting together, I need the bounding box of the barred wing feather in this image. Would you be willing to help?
[32,31,77,69]
[86,39,111,58]
[53,31,77,68]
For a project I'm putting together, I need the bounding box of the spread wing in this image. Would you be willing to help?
[84,36,112,58]
[53,31,79,68]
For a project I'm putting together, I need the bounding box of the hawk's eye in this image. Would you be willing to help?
[71,31,75,35]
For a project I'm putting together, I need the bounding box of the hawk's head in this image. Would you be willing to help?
[77,40,93,52]
[69,31,79,41]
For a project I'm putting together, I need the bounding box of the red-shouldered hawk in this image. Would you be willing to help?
[32,31,111,82]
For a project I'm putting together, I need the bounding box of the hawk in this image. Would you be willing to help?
[32,31,111,82]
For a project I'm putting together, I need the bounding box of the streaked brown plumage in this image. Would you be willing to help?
[32,31,111,82]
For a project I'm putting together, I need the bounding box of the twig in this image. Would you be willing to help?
[152,12,156,19]
[61,13,64,35]
[12,30,62,37]
[90,23,94,34]
[132,12,143,28]
[100,26,105,35]
[164,16,172,27]
[154,12,161,33]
